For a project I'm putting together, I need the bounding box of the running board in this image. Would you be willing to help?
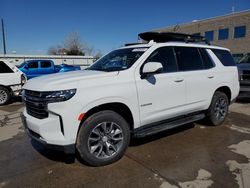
[134,113,205,138]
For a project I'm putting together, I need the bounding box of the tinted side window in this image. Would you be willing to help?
[41,61,52,68]
[145,47,177,73]
[0,61,14,73]
[212,49,236,66]
[174,47,203,71]
[199,48,215,69]
[28,61,38,68]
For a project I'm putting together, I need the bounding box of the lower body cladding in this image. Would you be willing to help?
[21,100,84,154]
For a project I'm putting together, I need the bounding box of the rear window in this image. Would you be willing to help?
[199,48,215,69]
[41,61,52,68]
[28,61,38,68]
[212,49,235,66]
[0,61,14,73]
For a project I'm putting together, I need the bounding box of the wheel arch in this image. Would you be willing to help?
[78,102,135,134]
[0,85,12,93]
[214,86,231,102]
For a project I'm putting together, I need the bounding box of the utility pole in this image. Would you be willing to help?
[232,6,235,14]
[1,18,7,54]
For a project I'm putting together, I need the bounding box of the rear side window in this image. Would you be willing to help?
[174,47,203,71]
[199,48,215,69]
[41,61,52,68]
[212,49,236,66]
[0,61,14,73]
[145,47,178,73]
[28,61,38,68]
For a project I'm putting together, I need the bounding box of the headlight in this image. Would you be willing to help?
[21,74,26,85]
[45,89,76,103]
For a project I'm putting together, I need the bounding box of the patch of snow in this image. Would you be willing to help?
[227,124,250,134]
[156,169,213,188]
[226,140,250,188]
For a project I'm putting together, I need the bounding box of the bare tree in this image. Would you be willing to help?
[48,32,101,57]
[64,32,85,55]
[84,46,94,56]
[94,50,102,59]
[48,45,64,55]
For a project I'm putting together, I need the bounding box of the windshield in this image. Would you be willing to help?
[18,61,27,68]
[238,53,250,64]
[88,47,148,72]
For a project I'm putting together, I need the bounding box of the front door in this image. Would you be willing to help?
[26,61,39,79]
[135,47,186,126]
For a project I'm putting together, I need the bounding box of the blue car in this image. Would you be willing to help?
[18,60,81,79]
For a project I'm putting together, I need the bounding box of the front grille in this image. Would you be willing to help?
[24,90,48,119]
[242,70,250,80]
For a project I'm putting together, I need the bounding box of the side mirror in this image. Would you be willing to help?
[24,65,29,69]
[141,62,163,78]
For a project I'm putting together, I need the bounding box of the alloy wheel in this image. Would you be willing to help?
[0,89,8,104]
[214,97,228,121]
[88,122,124,159]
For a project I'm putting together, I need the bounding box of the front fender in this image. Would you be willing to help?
[79,96,140,128]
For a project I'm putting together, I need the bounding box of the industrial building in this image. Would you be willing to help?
[152,10,250,62]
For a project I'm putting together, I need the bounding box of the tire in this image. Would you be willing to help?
[206,91,229,126]
[0,86,10,106]
[76,110,130,166]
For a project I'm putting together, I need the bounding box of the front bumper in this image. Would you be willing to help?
[10,84,22,96]
[240,86,250,92]
[240,80,250,92]
[21,113,75,154]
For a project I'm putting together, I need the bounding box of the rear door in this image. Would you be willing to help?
[135,47,186,126]
[174,47,215,111]
[39,61,54,75]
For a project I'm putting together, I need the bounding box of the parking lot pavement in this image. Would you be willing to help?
[0,102,250,188]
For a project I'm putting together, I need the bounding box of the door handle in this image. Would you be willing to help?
[208,76,214,79]
[174,78,184,82]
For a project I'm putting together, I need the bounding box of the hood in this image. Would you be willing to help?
[23,70,119,91]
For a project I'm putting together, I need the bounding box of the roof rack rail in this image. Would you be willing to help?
[138,32,210,45]
[124,42,147,46]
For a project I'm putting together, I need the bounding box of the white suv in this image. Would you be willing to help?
[0,60,26,105]
[21,32,239,166]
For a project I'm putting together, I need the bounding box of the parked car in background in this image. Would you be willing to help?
[237,53,250,97]
[18,60,81,79]
[233,54,244,64]
[0,61,26,105]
